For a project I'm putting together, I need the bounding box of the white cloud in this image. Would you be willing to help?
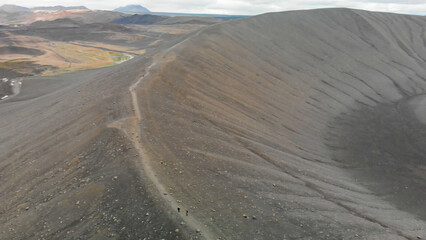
[1,0,425,15]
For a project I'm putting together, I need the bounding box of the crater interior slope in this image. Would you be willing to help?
[138,8,426,240]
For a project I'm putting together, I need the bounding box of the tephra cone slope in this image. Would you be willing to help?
[138,8,426,239]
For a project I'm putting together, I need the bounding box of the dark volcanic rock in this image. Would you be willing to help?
[15,20,130,42]
[0,68,27,78]
[160,16,221,25]
[83,23,132,33]
[30,18,82,28]
[0,46,45,56]
[113,14,169,25]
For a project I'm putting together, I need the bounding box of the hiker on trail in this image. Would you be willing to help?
[177,207,180,213]
[186,210,189,216]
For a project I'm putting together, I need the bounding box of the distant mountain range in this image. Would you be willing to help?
[33,6,88,11]
[0,4,88,12]
[0,4,29,12]
[114,5,248,19]
[0,4,248,20]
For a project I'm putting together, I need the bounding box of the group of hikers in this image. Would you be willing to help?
[177,207,188,216]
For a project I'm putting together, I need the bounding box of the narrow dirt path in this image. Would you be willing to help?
[108,58,216,240]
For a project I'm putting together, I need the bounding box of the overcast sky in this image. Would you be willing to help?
[2,0,426,15]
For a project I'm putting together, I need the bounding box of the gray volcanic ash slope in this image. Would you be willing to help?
[138,8,426,239]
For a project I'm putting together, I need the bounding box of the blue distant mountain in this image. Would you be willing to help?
[114,5,151,14]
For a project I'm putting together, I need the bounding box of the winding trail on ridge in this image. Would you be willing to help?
[108,52,216,239]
